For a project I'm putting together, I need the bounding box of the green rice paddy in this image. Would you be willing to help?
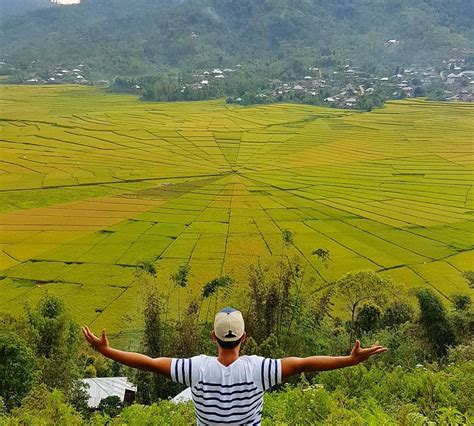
[0,85,473,340]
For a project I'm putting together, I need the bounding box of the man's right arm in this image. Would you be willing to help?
[82,326,172,378]
[281,340,386,380]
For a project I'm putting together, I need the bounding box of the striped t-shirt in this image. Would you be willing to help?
[171,355,282,425]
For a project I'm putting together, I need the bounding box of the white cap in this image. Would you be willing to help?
[214,307,245,342]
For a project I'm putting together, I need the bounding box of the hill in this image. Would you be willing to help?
[0,0,50,18]
[1,0,473,78]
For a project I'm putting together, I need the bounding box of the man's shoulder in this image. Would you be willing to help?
[239,355,264,365]
[193,354,214,361]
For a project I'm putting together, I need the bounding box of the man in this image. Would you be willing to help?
[83,307,386,425]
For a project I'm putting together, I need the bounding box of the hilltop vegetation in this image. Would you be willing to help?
[1,0,473,78]
[0,86,472,343]
[0,0,50,18]
[1,265,473,424]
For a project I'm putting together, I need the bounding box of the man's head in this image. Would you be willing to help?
[212,307,246,349]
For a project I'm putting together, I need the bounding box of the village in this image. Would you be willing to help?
[2,44,473,108]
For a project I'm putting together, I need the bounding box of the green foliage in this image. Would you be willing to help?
[1,0,471,79]
[1,263,473,424]
[136,259,157,277]
[281,229,294,247]
[452,293,472,311]
[170,264,191,289]
[25,294,81,399]
[312,248,331,267]
[463,271,474,289]
[201,275,234,299]
[79,349,113,379]
[136,284,167,404]
[333,270,403,348]
[245,260,305,345]
[0,334,37,411]
[449,295,474,344]
[317,359,474,422]
[97,396,123,418]
[354,303,382,334]
[415,288,456,357]
[104,401,196,425]
[5,384,83,426]
[381,301,414,328]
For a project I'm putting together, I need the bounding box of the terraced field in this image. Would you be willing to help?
[1,85,473,341]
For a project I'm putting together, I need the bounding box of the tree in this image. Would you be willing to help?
[201,275,234,323]
[333,270,401,348]
[452,294,471,311]
[381,301,414,328]
[449,294,473,343]
[169,264,191,323]
[135,283,180,403]
[415,288,456,357]
[462,271,474,289]
[312,248,331,267]
[354,303,382,334]
[25,294,81,399]
[0,334,37,411]
[97,395,123,418]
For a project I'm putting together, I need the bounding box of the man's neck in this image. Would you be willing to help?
[217,346,240,366]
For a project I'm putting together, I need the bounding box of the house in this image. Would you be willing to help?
[212,68,223,75]
[171,387,192,404]
[324,97,336,102]
[446,73,462,84]
[50,0,81,4]
[82,377,137,408]
[293,85,304,90]
[201,80,209,85]
[214,74,224,79]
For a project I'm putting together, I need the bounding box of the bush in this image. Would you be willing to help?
[0,334,37,411]
[5,385,82,425]
[97,396,123,418]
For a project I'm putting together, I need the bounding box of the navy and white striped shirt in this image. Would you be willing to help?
[171,355,282,425]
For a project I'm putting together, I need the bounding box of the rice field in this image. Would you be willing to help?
[0,85,473,340]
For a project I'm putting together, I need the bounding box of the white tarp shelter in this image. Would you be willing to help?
[171,387,192,404]
[82,377,137,408]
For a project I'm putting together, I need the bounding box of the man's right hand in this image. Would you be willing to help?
[82,325,110,354]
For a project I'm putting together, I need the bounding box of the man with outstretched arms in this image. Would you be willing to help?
[83,307,386,425]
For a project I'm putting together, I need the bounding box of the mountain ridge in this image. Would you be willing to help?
[1,0,472,78]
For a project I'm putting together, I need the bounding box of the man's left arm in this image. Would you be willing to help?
[82,326,172,378]
[281,340,386,380]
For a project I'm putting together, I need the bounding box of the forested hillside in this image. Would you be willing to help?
[1,0,472,78]
[0,0,50,18]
